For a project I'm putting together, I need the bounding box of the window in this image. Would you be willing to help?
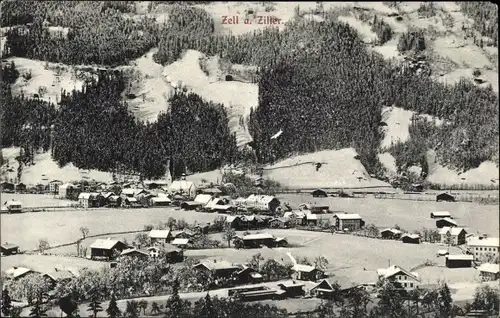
[410,283,413,288]
[404,283,407,287]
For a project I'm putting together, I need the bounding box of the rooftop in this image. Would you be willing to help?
[477,263,499,274]
[195,259,240,271]
[334,213,363,220]
[439,227,467,236]
[243,233,274,240]
[468,237,499,247]
[447,254,474,261]
[149,230,171,239]
[89,238,125,250]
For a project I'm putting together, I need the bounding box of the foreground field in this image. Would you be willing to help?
[1,208,219,250]
[279,194,499,237]
[1,254,108,274]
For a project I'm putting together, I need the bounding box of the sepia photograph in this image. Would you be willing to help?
[0,1,498,317]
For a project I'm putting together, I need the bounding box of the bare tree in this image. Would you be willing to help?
[79,226,90,239]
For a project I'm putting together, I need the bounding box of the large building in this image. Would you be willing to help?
[467,237,500,262]
[245,195,281,214]
[333,213,364,231]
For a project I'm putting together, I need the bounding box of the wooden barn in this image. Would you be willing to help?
[445,255,473,268]
[1,243,19,256]
[436,193,455,202]
[430,211,452,219]
[311,189,328,197]
[89,239,128,260]
[380,228,403,240]
[401,234,421,244]
[241,233,275,248]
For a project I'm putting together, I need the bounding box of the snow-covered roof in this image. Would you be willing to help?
[151,196,171,203]
[402,233,420,240]
[467,237,500,247]
[377,265,420,281]
[306,214,318,220]
[89,238,125,250]
[381,228,403,234]
[149,230,171,239]
[171,238,190,245]
[121,248,149,257]
[438,227,467,236]
[243,233,274,240]
[78,193,92,200]
[437,218,457,226]
[168,180,196,192]
[334,213,363,220]
[431,211,451,217]
[293,264,317,273]
[477,263,500,274]
[5,267,33,279]
[194,259,239,271]
[447,254,474,261]
[194,194,212,204]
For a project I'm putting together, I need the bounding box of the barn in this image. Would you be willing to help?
[401,234,421,244]
[430,211,452,219]
[242,233,275,248]
[89,239,128,260]
[445,255,473,268]
[380,228,403,240]
[311,189,328,197]
[436,193,455,202]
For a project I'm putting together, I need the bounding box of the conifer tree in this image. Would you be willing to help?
[106,292,121,318]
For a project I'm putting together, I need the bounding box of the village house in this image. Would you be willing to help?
[150,196,171,207]
[194,223,210,234]
[439,227,467,246]
[89,238,128,260]
[78,192,99,208]
[228,286,276,301]
[149,230,172,244]
[310,279,337,299]
[269,217,291,229]
[48,180,63,194]
[43,269,75,288]
[4,267,36,280]
[3,199,23,213]
[380,228,403,240]
[430,211,452,219]
[377,265,420,291]
[306,213,319,226]
[120,248,150,259]
[467,236,499,262]
[15,183,26,193]
[446,254,473,268]
[292,264,324,281]
[226,215,244,229]
[277,281,306,298]
[107,195,122,207]
[122,197,141,208]
[171,238,192,249]
[311,189,328,197]
[168,177,197,199]
[121,188,147,198]
[193,259,241,279]
[1,243,19,255]
[181,201,203,210]
[333,213,365,232]
[477,263,500,281]
[245,195,280,214]
[241,233,276,248]
[241,215,266,229]
[235,266,263,284]
[401,233,421,244]
[172,229,195,239]
[299,203,329,214]
[436,217,458,228]
[148,244,184,263]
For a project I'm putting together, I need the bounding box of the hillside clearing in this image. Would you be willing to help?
[380,106,444,150]
[7,57,94,104]
[338,15,378,44]
[263,148,391,189]
[163,49,257,147]
[123,49,173,122]
[426,150,499,186]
